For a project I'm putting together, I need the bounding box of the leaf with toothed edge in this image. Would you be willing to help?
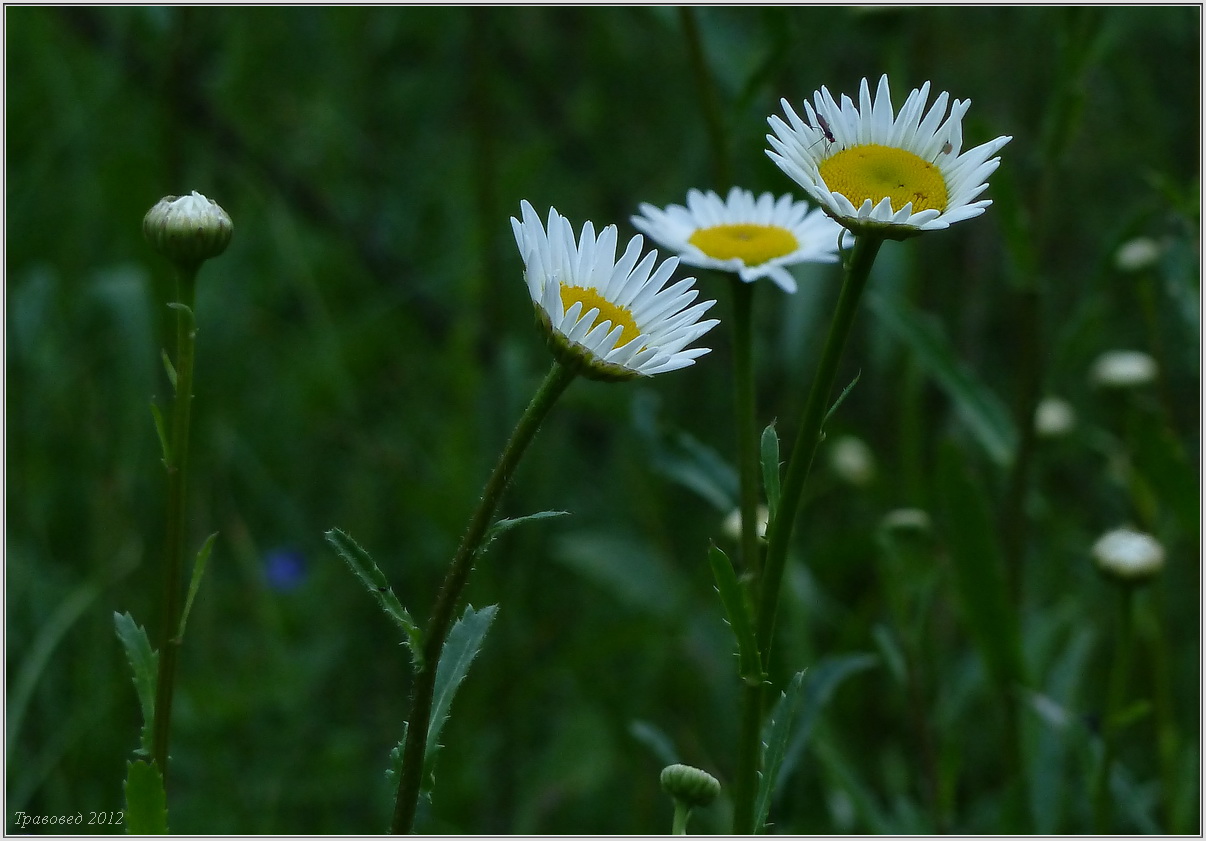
[754,670,807,833]
[478,510,570,558]
[113,611,158,757]
[123,760,168,834]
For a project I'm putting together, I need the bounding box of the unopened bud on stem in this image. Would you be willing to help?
[143,191,233,270]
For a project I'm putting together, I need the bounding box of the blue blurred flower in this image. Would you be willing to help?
[263,547,306,591]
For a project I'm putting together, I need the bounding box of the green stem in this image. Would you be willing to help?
[151,265,199,779]
[672,802,693,835]
[731,280,761,579]
[390,361,577,834]
[733,233,885,833]
[1092,584,1135,833]
[756,234,884,653]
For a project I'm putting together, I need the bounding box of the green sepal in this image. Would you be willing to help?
[325,528,424,672]
[149,402,170,465]
[176,532,217,642]
[707,543,764,686]
[424,604,498,793]
[113,612,158,757]
[760,422,781,526]
[123,760,168,834]
[478,510,570,559]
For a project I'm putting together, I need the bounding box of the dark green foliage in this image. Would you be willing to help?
[6,6,1198,834]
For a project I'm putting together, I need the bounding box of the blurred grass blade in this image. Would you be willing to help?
[629,719,680,767]
[754,670,806,832]
[325,528,424,671]
[631,390,738,512]
[479,510,570,557]
[760,422,781,523]
[707,543,763,686]
[866,291,1017,467]
[424,604,498,791]
[123,760,168,834]
[176,532,217,642]
[777,653,879,798]
[937,443,1025,689]
[114,612,159,757]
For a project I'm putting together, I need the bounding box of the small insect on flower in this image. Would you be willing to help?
[932,140,953,163]
[807,113,837,151]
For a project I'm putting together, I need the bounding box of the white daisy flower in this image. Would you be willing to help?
[630,187,845,293]
[511,201,720,382]
[766,74,1012,238]
[1092,527,1165,583]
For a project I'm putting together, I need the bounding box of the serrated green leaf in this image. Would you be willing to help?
[149,402,170,464]
[707,543,763,686]
[159,349,177,392]
[176,532,217,642]
[776,653,879,800]
[385,728,406,786]
[113,612,158,757]
[760,422,781,524]
[325,528,424,672]
[937,444,1025,689]
[424,604,498,785]
[478,510,570,558]
[123,760,168,834]
[754,670,807,832]
[823,371,861,428]
[867,292,1017,466]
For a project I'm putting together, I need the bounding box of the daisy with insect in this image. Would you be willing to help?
[767,74,1012,238]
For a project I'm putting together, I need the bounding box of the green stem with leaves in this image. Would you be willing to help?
[151,265,199,779]
[391,361,577,834]
[733,232,885,833]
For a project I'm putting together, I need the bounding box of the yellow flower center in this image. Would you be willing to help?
[818,144,948,214]
[688,224,799,266]
[560,284,642,348]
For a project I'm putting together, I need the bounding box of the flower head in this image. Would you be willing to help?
[660,763,721,809]
[512,201,719,382]
[1091,350,1158,389]
[767,75,1011,239]
[631,187,845,293]
[1093,527,1165,583]
[143,191,233,269]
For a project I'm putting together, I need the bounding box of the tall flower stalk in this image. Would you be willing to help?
[386,202,718,832]
[142,191,232,779]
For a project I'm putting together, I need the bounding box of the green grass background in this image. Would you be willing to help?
[5,6,1200,834]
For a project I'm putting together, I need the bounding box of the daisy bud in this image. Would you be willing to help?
[1092,527,1165,584]
[723,505,770,542]
[1114,237,1163,273]
[1090,350,1158,389]
[1034,396,1076,438]
[660,763,721,809]
[829,435,876,487]
[143,191,233,271]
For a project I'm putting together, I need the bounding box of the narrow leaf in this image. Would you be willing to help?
[149,402,170,464]
[176,532,217,642]
[937,443,1025,689]
[385,727,407,786]
[124,760,168,834]
[760,422,781,523]
[754,670,807,832]
[707,543,763,686]
[424,604,498,788]
[777,653,879,797]
[823,371,861,428]
[629,719,680,767]
[867,292,1017,466]
[114,612,158,756]
[160,350,177,391]
[325,528,424,671]
[478,510,570,558]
